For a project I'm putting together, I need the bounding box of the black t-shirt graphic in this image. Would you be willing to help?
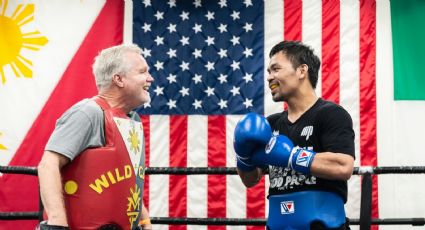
[266,98,355,203]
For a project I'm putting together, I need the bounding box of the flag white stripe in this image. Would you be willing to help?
[376,0,395,166]
[149,115,169,230]
[187,116,208,167]
[186,175,207,230]
[302,0,323,97]
[226,116,246,229]
[340,0,361,222]
[123,0,133,44]
[226,175,247,230]
[187,115,208,228]
[376,0,399,222]
[264,0,284,116]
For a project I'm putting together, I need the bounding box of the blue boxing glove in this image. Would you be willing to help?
[251,135,316,174]
[233,113,272,171]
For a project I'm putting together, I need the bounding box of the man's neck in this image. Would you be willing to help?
[286,90,318,123]
[98,91,132,114]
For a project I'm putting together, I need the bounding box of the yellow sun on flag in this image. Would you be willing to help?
[0,132,7,150]
[0,0,48,84]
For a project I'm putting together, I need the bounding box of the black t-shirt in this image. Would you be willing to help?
[266,98,355,202]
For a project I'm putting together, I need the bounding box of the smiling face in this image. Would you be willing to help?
[267,51,302,102]
[121,52,154,108]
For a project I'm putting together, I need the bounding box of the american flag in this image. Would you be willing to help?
[133,1,268,229]
[131,0,377,230]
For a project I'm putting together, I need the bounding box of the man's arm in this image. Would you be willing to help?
[38,150,70,226]
[310,152,354,181]
[236,167,264,188]
[138,204,152,230]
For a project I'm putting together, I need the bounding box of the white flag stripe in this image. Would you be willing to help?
[188,115,208,167]
[226,116,247,222]
[264,0,284,116]
[187,116,207,222]
[149,115,169,228]
[226,175,247,222]
[149,116,170,168]
[376,0,395,168]
[149,174,169,230]
[302,0,323,98]
[225,116,242,167]
[339,0,362,222]
[187,175,207,224]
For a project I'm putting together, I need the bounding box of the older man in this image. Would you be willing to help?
[38,44,153,230]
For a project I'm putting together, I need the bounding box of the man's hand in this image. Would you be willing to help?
[233,113,272,171]
[251,135,316,174]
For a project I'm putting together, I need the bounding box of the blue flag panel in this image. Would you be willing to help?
[133,0,264,115]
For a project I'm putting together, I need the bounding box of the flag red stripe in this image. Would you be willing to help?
[169,116,188,230]
[284,0,302,41]
[282,0,302,111]
[0,1,124,229]
[207,116,226,229]
[359,0,379,227]
[321,0,340,104]
[141,116,150,210]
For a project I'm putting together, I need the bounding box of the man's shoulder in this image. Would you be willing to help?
[62,98,103,120]
[316,99,349,114]
[315,99,353,124]
[71,98,101,113]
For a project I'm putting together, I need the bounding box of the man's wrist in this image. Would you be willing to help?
[289,147,316,174]
[139,218,152,230]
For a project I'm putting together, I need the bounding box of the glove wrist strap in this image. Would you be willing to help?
[289,147,316,175]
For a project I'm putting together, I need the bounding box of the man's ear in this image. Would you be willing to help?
[112,74,124,88]
[298,64,309,79]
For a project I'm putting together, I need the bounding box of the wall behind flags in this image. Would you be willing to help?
[1,0,425,230]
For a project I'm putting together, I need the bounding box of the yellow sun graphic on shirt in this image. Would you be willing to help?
[0,0,48,84]
[127,127,140,154]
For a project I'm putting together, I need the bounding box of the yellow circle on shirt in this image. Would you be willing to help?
[64,180,78,195]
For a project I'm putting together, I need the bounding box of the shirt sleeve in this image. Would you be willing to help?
[45,103,104,160]
[319,105,355,158]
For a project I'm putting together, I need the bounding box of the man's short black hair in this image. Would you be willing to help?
[269,41,321,89]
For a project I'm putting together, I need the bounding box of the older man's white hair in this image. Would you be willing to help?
[92,44,142,91]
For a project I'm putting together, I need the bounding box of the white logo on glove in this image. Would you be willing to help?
[265,136,277,154]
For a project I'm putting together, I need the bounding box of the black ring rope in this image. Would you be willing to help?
[1,165,425,226]
[0,213,423,226]
[3,166,425,176]
[149,217,425,226]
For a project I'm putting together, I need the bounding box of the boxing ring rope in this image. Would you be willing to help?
[1,166,425,229]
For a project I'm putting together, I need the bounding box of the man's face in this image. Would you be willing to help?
[266,52,300,102]
[122,52,154,107]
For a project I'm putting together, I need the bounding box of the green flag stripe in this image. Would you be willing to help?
[391,0,425,100]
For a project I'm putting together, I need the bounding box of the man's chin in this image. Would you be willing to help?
[271,95,282,102]
[133,96,150,109]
